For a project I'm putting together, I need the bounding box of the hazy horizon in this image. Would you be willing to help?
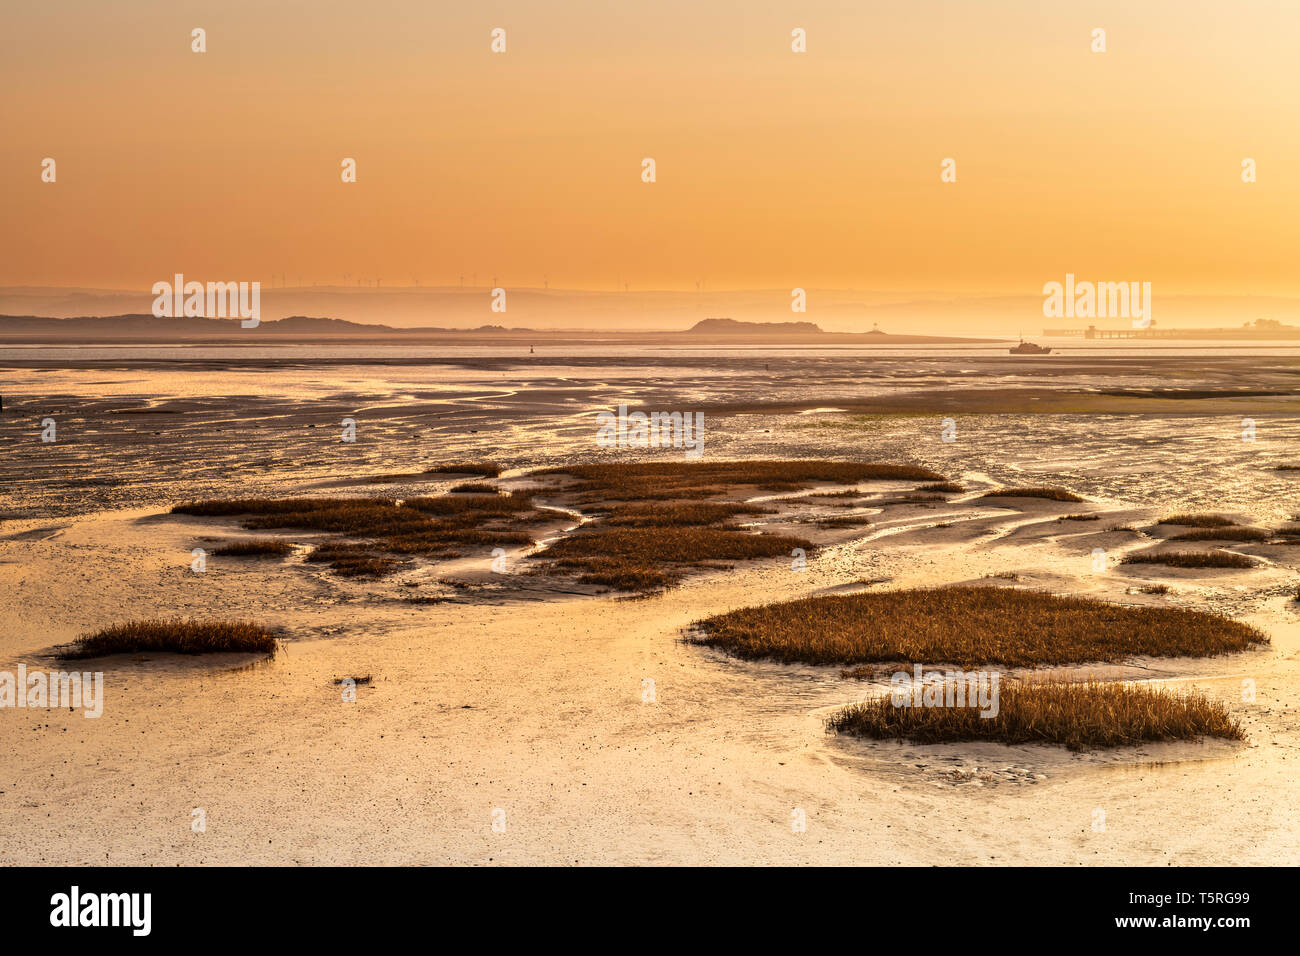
[6,284,1300,335]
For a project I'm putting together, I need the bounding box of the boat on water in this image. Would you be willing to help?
[1009,337,1051,355]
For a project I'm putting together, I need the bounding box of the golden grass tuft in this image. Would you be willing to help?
[176,494,540,577]
[1171,527,1272,542]
[828,680,1243,751]
[542,525,810,590]
[601,502,771,526]
[1159,513,1238,527]
[521,461,926,591]
[405,491,534,516]
[211,539,294,557]
[816,515,875,528]
[693,586,1266,668]
[449,482,499,494]
[535,460,945,504]
[917,482,965,493]
[175,461,947,592]
[423,461,502,477]
[980,487,1084,502]
[305,543,406,577]
[60,619,278,659]
[1122,550,1257,569]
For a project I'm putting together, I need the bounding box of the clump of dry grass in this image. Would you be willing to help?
[1159,513,1238,527]
[424,462,502,477]
[449,482,499,494]
[917,482,965,493]
[535,460,945,504]
[1122,551,1257,569]
[211,539,294,557]
[980,487,1084,503]
[405,491,534,517]
[601,502,770,526]
[174,497,428,534]
[305,543,406,577]
[692,586,1265,668]
[176,460,946,593]
[1058,513,1100,522]
[827,680,1243,751]
[174,493,540,577]
[1171,527,1272,542]
[520,460,935,591]
[816,515,874,528]
[542,525,810,590]
[60,619,278,659]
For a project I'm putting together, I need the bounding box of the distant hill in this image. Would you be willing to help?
[0,314,533,338]
[0,313,1004,346]
[7,285,1300,336]
[688,318,823,335]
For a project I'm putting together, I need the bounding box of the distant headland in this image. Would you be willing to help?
[0,313,1004,345]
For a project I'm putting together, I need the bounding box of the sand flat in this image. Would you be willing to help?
[2,349,1298,864]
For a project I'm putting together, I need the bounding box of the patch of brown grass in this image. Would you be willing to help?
[517,460,928,591]
[917,482,965,493]
[601,502,771,526]
[1122,551,1257,569]
[542,525,810,590]
[424,462,502,477]
[1058,513,1100,522]
[60,619,277,659]
[449,482,499,494]
[980,487,1084,503]
[692,586,1265,668]
[535,460,945,504]
[211,539,294,557]
[174,494,540,577]
[305,543,406,577]
[174,497,428,535]
[816,515,875,528]
[1171,527,1272,542]
[175,460,946,592]
[1159,513,1238,527]
[828,680,1243,751]
[405,491,534,517]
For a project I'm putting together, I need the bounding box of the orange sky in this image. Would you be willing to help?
[3,0,1298,302]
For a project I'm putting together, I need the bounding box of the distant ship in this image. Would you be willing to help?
[1009,337,1051,355]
